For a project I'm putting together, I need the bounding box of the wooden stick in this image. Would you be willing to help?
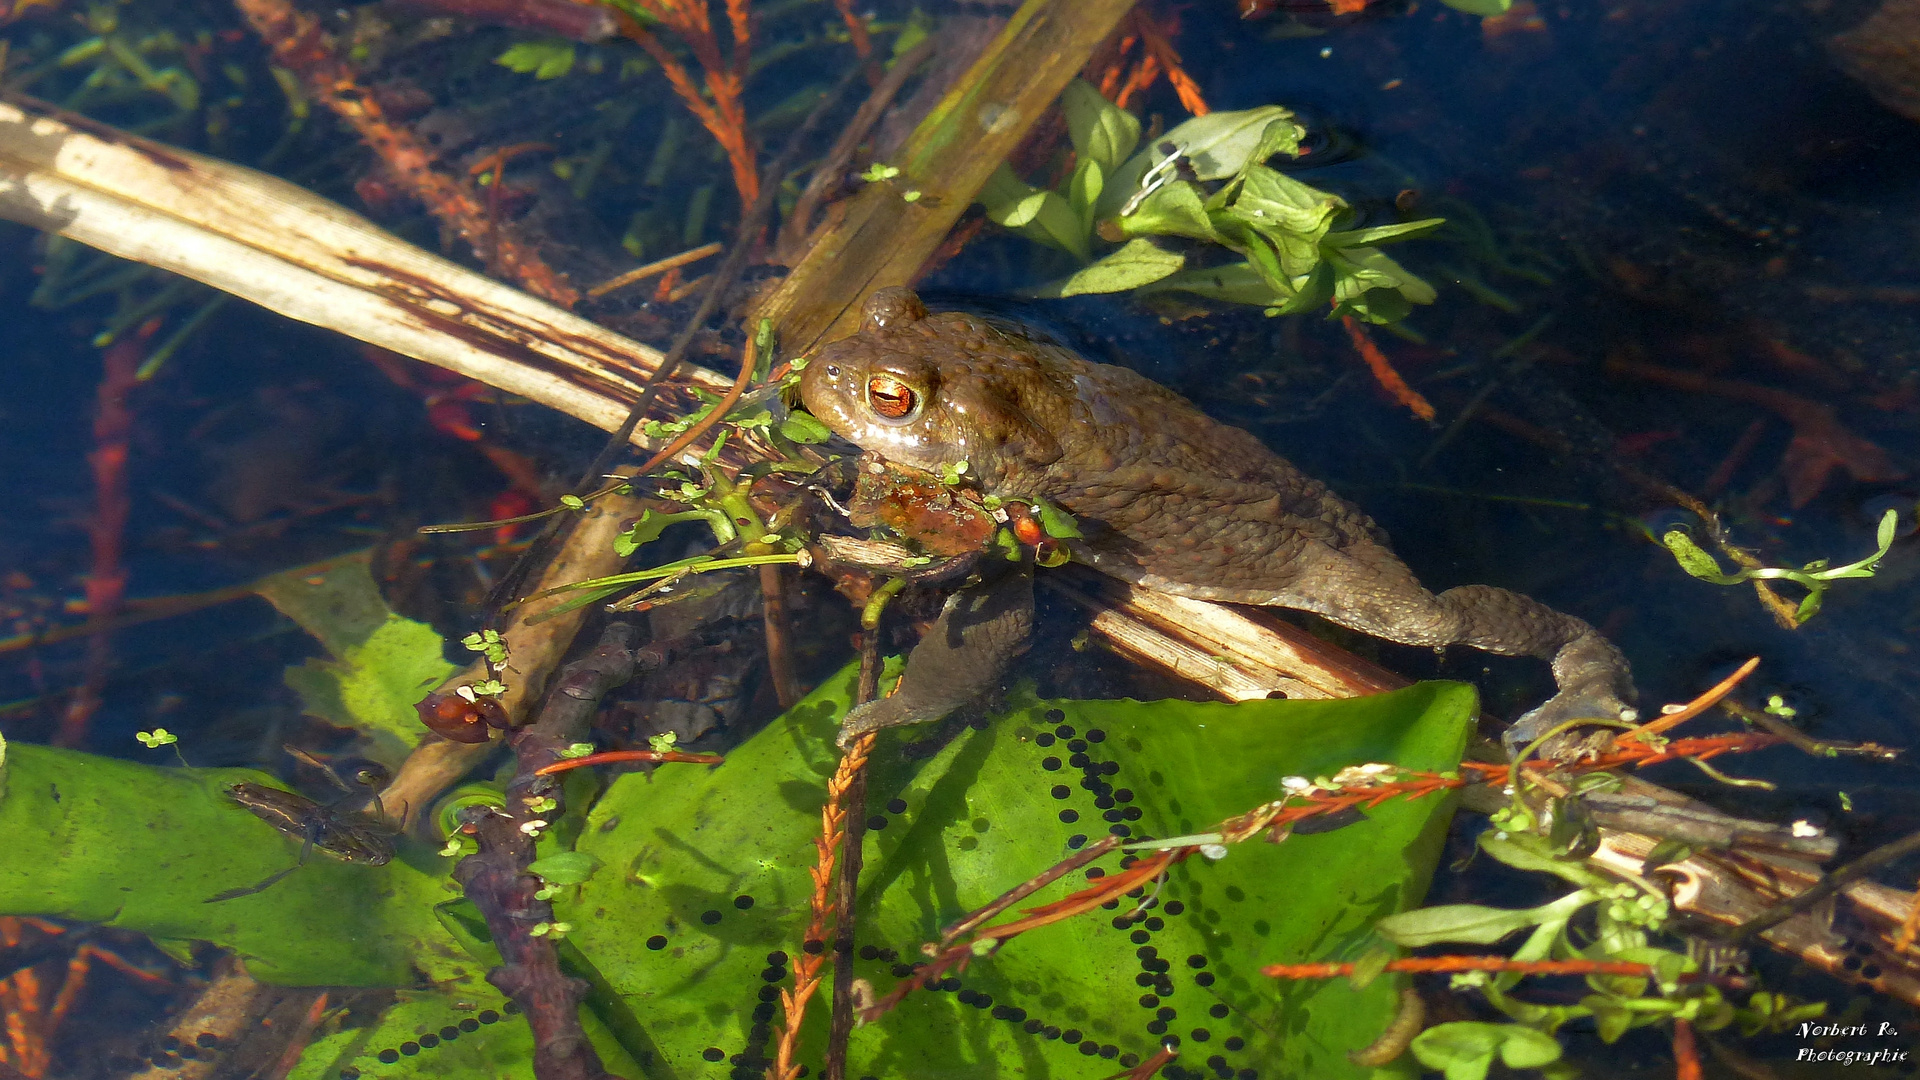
[586,241,723,299]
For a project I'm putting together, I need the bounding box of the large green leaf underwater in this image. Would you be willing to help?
[0,665,1472,1079]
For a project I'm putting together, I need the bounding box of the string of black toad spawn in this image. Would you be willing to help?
[452,623,657,1080]
[855,709,1272,1080]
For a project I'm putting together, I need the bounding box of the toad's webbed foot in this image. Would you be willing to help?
[1502,631,1640,756]
[837,564,1034,748]
[1404,584,1638,758]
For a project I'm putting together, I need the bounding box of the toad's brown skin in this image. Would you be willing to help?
[802,287,1638,749]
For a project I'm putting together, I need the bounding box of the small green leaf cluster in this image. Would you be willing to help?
[495,40,577,81]
[641,384,828,450]
[978,81,1443,324]
[462,629,508,667]
[1660,508,1898,625]
[1375,826,1826,1080]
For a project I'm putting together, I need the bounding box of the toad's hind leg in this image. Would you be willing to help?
[1434,584,1639,752]
[837,564,1035,747]
[1293,547,1638,754]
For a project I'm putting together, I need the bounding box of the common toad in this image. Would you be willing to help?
[801,288,1638,750]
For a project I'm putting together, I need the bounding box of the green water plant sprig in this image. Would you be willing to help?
[978,80,1444,324]
[1660,508,1898,625]
[1372,821,1826,1080]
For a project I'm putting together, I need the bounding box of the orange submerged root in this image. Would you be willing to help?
[1342,315,1434,421]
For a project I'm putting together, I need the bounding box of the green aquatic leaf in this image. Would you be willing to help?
[980,164,1091,260]
[1231,165,1346,239]
[1068,157,1104,233]
[563,664,1471,1078]
[1374,889,1597,948]
[979,161,1041,221]
[1438,0,1515,14]
[1062,78,1141,173]
[529,851,604,886]
[0,742,462,985]
[1136,262,1285,306]
[614,507,733,556]
[1031,497,1085,538]
[778,410,833,444]
[1237,116,1308,180]
[1329,245,1438,305]
[256,554,456,766]
[1323,218,1447,248]
[1115,105,1304,188]
[1114,179,1224,243]
[1035,239,1185,298]
[1411,1021,1563,1080]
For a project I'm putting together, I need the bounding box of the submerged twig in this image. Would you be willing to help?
[586,241,723,300]
[562,55,862,501]
[777,39,934,262]
[1264,956,1684,980]
[1717,698,1903,761]
[616,0,758,204]
[453,624,649,1080]
[824,632,883,1080]
[938,835,1124,947]
[1723,827,1920,943]
[383,496,651,828]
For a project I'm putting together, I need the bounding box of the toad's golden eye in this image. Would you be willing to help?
[867,375,918,420]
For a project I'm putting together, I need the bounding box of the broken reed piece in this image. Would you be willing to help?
[0,95,730,434]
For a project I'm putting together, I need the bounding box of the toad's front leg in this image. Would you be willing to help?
[837,564,1035,748]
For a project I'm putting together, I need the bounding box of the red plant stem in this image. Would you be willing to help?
[859,724,1789,1024]
[1673,1018,1701,1080]
[617,1,758,205]
[1130,9,1208,116]
[263,991,330,1080]
[1111,1046,1178,1079]
[1618,656,1758,744]
[831,0,871,61]
[1262,956,1667,980]
[1342,315,1435,421]
[54,324,149,748]
[535,749,724,774]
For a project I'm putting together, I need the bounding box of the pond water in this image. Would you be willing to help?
[2,0,1918,1076]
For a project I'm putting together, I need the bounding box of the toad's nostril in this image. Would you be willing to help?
[825,364,841,378]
